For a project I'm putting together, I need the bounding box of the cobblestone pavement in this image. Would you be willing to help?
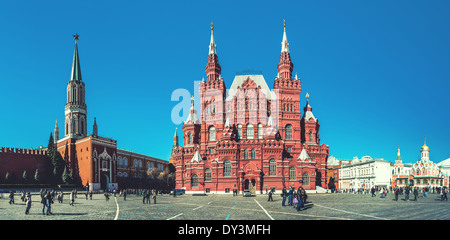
[1,191,449,220]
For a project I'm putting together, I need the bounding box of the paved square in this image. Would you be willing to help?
[1,191,449,220]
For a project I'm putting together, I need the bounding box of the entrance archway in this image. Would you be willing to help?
[100,174,109,191]
[244,178,256,194]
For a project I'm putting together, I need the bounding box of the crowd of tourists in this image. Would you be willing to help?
[337,185,448,201]
[274,186,308,211]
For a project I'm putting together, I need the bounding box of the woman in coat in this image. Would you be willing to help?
[152,189,157,204]
[70,190,75,206]
[25,193,32,214]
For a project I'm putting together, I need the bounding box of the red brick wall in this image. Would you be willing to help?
[0,147,48,182]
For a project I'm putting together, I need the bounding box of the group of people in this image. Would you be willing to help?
[277,186,308,211]
[390,185,448,201]
[7,189,79,215]
[141,189,158,204]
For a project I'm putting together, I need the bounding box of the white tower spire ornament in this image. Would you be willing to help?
[281,20,289,53]
[209,22,217,55]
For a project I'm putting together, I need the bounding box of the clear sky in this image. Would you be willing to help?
[0,0,449,164]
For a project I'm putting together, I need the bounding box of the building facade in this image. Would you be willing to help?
[394,140,449,188]
[338,156,392,190]
[22,35,169,191]
[172,22,330,194]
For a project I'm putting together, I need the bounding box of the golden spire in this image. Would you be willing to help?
[211,22,214,31]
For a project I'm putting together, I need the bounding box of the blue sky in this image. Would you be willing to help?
[0,0,449,164]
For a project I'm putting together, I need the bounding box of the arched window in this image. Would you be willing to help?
[289,167,296,180]
[80,119,84,135]
[118,157,123,167]
[188,133,193,144]
[237,124,242,140]
[309,131,313,142]
[224,160,231,177]
[258,123,263,139]
[247,124,254,139]
[269,159,276,176]
[191,174,198,187]
[209,126,215,141]
[303,173,310,186]
[204,169,211,182]
[285,124,292,140]
[251,149,256,159]
[244,149,248,159]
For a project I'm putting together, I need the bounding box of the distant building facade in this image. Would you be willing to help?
[394,140,449,188]
[338,156,392,190]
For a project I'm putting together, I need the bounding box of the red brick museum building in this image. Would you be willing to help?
[172,22,330,193]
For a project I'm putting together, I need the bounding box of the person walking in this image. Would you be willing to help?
[296,187,306,211]
[25,192,32,215]
[104,192,110,203]
[45,190,53,215]
[394,186,399,201]
[8,191,14,204]
[281,187,287,206]
[404,186,410,201]
[89,190,93,200]
[146,190,151,204]
[152,189,157,204]
[267,189,273,202]
[423,186,428,198]
[70,190,75,206]
[288,187,294,206]
[413,187,419,201]
[443,187,448,201]
[371,187,376,197]
[142,190,146,204]
[123,190,127,201]
[41,191,48,215]
[58,191,63,203]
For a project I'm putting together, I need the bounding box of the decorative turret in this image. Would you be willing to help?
[93,117,98,136]
[301,93,320,144]
[54,120,59,143]
[205,22,221,82]
[395,146,402,164]
[170,128,179,166]
[183,96,201,146]
[420,136,430,162]
[277,20,293,80]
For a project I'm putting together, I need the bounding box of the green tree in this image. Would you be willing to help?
[62,166,70,184]
[34,169,40,183]
[46,132,66,184]
[22,170,28,183]
[5,172,11,183]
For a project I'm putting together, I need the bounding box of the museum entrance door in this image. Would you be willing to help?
[100,174,109,191]
[244,179,256,194]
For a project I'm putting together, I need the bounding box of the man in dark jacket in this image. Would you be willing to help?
[281,187,287,206]
[288,187,294,206]
[413,187,419,201]
[46,190,53,215]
